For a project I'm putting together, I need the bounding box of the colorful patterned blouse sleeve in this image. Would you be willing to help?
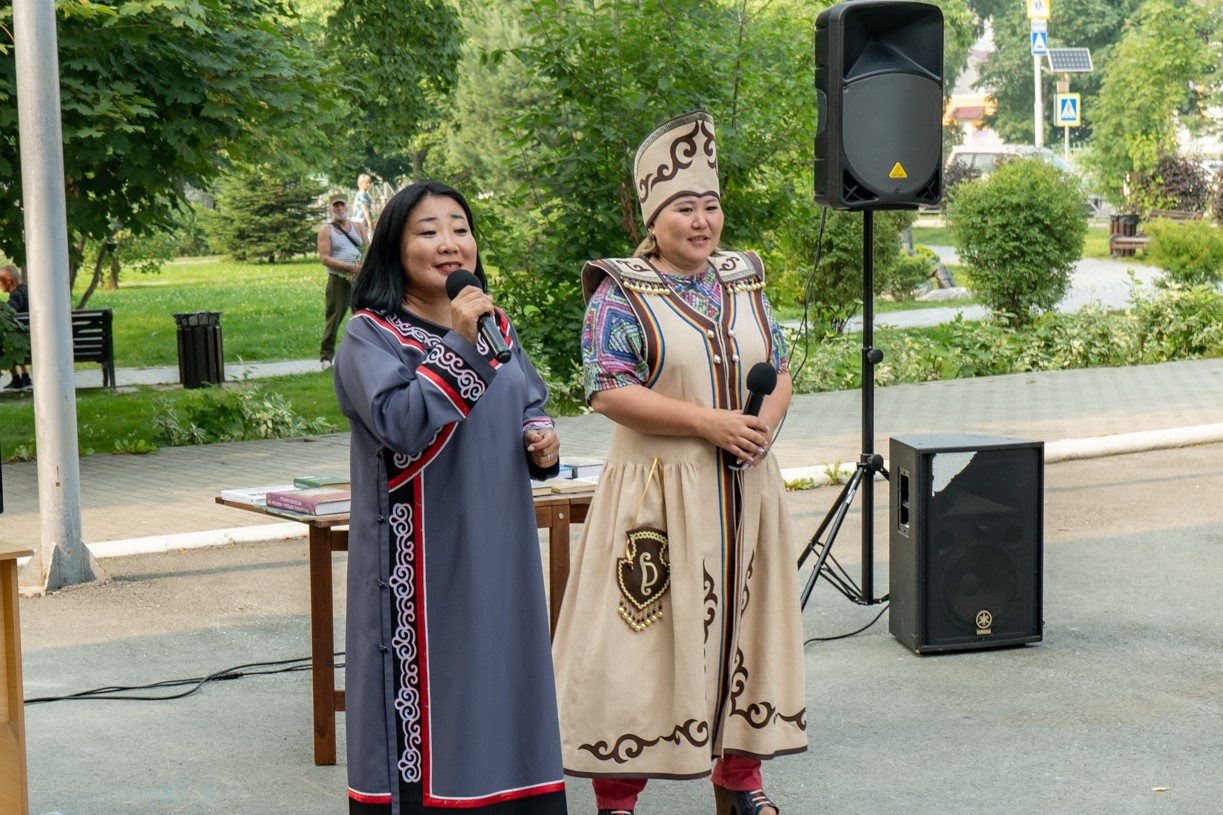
[581,275,650,402]
[761,291,790,374]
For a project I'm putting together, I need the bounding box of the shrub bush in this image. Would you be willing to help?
[947,157,1088,323]
[879,246,938,301]
[1133,155,1211,213]
[788,283,1222,395]
[771,206,914,332]
[152,385,333,445]
[1144,218,1223,286]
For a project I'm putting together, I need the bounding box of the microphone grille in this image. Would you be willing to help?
[444,269,482,301]
[746,362,777,394]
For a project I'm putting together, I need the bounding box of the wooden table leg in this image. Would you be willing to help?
[0,552,30,815]
[548,507,571,636]
[308,526,337,766]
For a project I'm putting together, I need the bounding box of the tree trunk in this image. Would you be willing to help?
[76,237,110,309]
[106,247,120,289]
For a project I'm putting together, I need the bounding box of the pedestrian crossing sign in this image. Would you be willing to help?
[1030,31,1049,56]
[1055,93,1081,127]
[1027,0,1051,19]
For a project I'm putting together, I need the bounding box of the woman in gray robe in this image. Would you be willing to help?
[334,180,568,815]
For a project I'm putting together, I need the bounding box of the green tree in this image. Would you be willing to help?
[423,0,552,198]
[970,0,1143,146]
[318,0,464,183]
[482,0,820,381]
[948,157,1088,322]
[1081,0,1221,210]
[0,0,327,303]
[203,165,323,263]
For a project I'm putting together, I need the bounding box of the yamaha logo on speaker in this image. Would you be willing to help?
[975,610,993,635]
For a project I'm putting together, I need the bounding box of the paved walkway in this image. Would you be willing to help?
[3,356,1223,559]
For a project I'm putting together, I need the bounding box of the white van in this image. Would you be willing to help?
[948,144,1075,176]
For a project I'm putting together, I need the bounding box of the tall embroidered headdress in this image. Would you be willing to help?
[633,110,720,227]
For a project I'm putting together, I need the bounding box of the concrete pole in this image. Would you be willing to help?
[13,0,106,590]
[1033,54,1043,149]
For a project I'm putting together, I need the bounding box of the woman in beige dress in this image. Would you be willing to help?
[552,111,807,815]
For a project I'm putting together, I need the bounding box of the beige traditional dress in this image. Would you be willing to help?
[552,250,808,780]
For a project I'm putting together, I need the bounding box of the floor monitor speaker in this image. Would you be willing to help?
[889,434,1043,653]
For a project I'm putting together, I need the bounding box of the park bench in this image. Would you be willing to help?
[1109,209,1205,258]
[13,307,116,390]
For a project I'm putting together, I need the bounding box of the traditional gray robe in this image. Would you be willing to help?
[335,306,567,814]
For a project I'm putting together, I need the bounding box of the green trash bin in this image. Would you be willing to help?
[173,311,225,388]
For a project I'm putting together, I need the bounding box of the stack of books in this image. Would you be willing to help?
[265,485,351,516]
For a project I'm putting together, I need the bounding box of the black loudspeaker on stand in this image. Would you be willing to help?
[797,0,943,609]
[888,435,1044,653]
[814,0,944,211]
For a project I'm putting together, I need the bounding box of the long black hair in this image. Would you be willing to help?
[350,180,487,315]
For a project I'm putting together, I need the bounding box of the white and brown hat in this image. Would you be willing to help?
[633,110,720,227]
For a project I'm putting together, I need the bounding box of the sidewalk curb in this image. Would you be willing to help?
[61,423,1223,561]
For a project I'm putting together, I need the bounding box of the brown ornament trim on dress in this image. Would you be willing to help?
[577,718,711,765]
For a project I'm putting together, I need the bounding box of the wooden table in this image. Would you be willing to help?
[216,490,592,766]
[0,542,33,815]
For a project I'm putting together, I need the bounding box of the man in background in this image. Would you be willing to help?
[0,264,31,390]
[317,195,367,369]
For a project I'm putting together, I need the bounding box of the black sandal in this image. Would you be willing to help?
[597,810,634,815]
[714,785,779,815]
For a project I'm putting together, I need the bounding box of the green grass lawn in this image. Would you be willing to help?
[77,256,333,368]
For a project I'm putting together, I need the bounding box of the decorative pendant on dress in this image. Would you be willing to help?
[617,527,670,631]
[615,457,671,632]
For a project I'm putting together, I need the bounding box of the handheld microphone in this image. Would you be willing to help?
[742,362,777,417]
[445,270,511,363]
[728,362,777,471]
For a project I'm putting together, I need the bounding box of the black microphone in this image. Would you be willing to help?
[743,362,777,417]
[728,362,777,471]
[445,270,511,363]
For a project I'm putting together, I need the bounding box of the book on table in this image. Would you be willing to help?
[531,477,599,497]
[219,484,297,508]
[560,457,604,479]
[293,474,350,489]
[265,486,352,516]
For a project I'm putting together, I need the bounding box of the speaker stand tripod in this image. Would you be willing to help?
[797,209,889,609]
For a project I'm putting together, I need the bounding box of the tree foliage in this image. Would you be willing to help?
[203,165,323,263]
[1081,0,1221,209]
[482,0,820,379]
[948,157,1087,322]
[319,0,464,182]
[0,0,326,287]
[970,0,1142,145]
